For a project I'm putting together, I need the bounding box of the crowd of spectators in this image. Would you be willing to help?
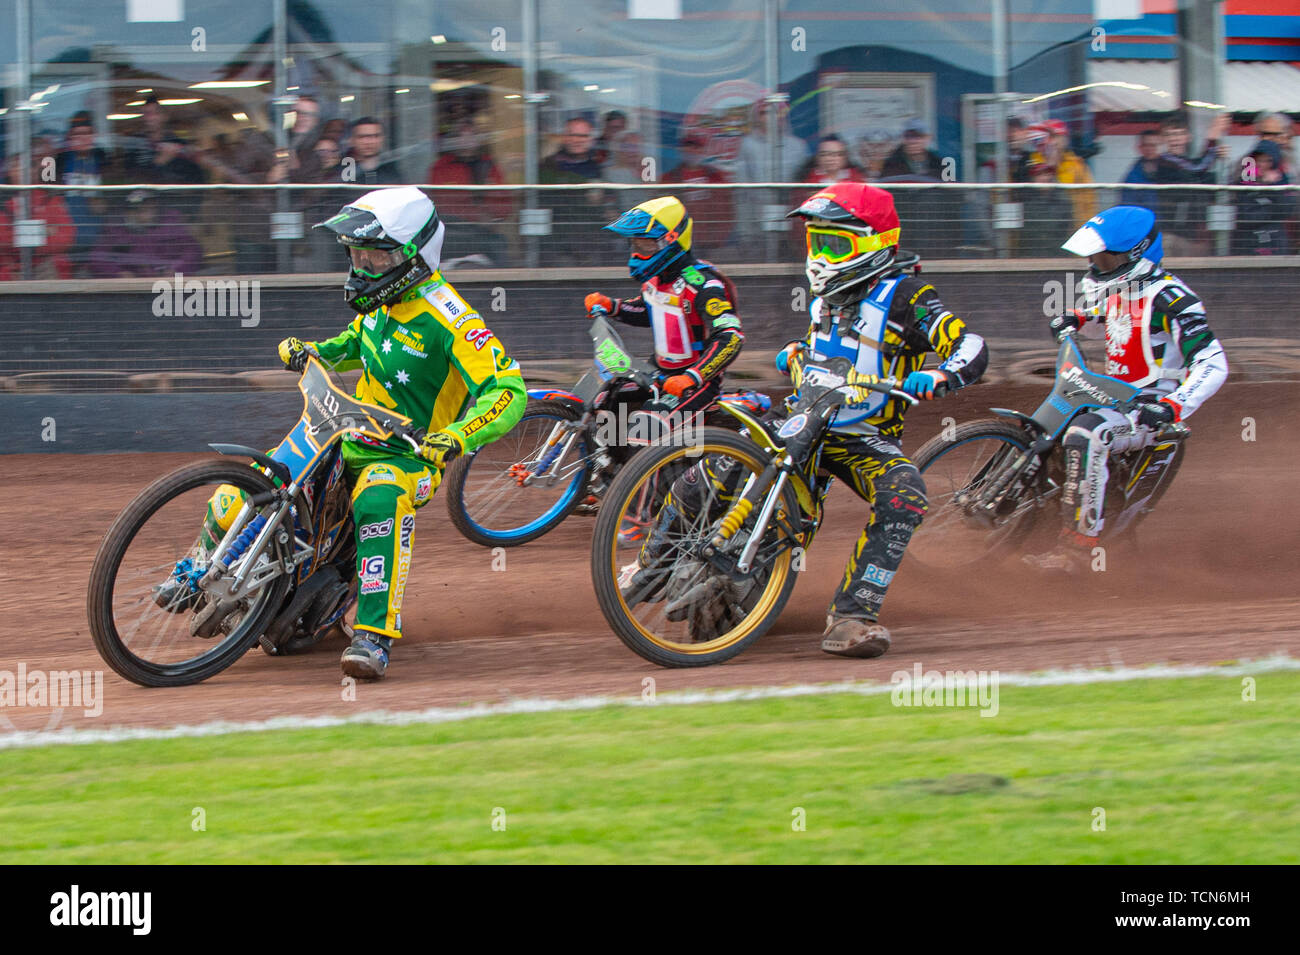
[2,94,1296,279]
[1117,110,1293,255]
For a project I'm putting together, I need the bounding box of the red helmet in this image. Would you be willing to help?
[787,183,901,302]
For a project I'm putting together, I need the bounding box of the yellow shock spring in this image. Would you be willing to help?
[715,498,754,541]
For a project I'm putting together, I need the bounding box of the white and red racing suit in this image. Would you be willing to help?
[1061,269,1228,539]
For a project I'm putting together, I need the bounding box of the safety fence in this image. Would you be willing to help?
[2,181,1298,283]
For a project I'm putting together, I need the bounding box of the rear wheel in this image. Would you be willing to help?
[909,419,1045,571]
[591,428,801,668]
[87,459,291,687]
[444,399,594,547]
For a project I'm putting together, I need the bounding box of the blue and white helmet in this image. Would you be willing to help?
[1062,205,1163,305]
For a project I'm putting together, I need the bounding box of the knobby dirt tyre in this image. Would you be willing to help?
[87,459,291,687]
[590,427,800,668]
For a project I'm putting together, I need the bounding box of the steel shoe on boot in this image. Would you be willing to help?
[1021,548,1089,575]
[821,614,892,658]
[1022,530,1096,575]
[341,632,394,679]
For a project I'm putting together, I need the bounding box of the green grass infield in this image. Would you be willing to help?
[2,671,1297,864]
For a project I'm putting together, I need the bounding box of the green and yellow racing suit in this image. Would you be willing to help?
[207,273,525,643]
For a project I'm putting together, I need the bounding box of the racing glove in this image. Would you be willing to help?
[418,430,464,469]
[278,336,309,373]
[1048,310,1084,340]
[584,293,617,316]
[661,369,702,398]
[1136,400,1177,429]
[901,369,953,400]
[774,340,806,376]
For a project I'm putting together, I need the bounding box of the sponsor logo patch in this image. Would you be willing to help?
[366,464,396,483]
[777,414,808,438]
[705,298,732,317]
[392,328,424,354]
[359,518,393,541]
[861,563,895,587]
[464,327,493,350]
[416,475,432,501]
[392,514,416,612]
[461,390,515,438]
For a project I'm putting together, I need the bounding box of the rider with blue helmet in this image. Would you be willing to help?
[1029,204,1229,571]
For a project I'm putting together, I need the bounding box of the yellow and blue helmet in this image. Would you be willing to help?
[604,195,694,282]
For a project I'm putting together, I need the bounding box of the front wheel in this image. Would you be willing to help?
[908,419,1045,571]
[591,427,801,668]
[87,459,291,687]
[444,399,594,547]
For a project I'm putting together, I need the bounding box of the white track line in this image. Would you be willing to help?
[2,654,1297,751]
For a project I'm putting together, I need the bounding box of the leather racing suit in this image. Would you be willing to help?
[1060,269,1227,540]
[206,273,525,643]
[787,267,987,620]
[605,257,744,439]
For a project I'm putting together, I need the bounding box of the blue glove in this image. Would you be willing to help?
[774,341,805,376]
[901,370,952,400]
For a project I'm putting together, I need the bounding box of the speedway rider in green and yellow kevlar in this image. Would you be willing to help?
[278,186,525,679]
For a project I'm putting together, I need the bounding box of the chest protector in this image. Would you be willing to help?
[1100,277,1182,389]
[807,277,905,428]
[641,275,706,369]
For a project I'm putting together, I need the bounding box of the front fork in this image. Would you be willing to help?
[700,455,803,575]
[199,486,304,599]
[961,433,1054,527]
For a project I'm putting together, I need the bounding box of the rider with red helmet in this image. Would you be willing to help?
[782,182,988,657]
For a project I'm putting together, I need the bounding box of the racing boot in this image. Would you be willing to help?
[618,560,669,606]
[341,631,394,680]
[821,613,892,658]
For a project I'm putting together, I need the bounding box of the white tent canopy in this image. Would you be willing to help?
[1083,59,1300,113]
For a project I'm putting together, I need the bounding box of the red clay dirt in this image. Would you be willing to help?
[2,379,1296,734]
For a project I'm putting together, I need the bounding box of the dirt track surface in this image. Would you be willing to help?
[2,379,1297,734]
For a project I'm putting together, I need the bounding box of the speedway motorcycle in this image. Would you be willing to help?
[589,351,915,667]
[442,307,769,547]
[904,327,1190,570]
[87,353,423,687]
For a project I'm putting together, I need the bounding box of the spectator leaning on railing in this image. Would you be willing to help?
[55,110,109,274]
[0,144,77,281]
[1233,139,1292,256]
[87,188,202,280]
[539,116,610,264]
[1121,128,1164,211]
[1157,111,1229,256]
